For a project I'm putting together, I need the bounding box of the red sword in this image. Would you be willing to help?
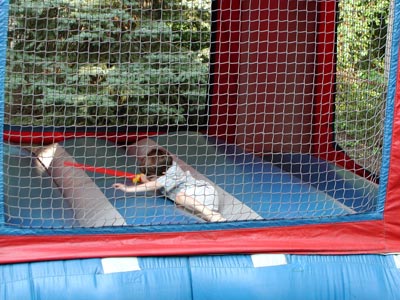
[64,161,142,183]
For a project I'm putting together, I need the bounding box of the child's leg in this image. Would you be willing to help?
[175,192,226,222]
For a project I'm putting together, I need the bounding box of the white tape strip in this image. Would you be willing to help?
[394,254,400,269]
[251,254,287,268]
[101,257,141,274]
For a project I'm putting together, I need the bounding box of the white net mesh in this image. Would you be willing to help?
[3,0,388,228]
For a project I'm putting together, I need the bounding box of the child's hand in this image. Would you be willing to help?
[140,174,149,183]
[112,183,126,191]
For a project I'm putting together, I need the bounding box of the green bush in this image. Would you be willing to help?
[5,0,211,127]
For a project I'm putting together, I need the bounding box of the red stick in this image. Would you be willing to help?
[64,161,141,182]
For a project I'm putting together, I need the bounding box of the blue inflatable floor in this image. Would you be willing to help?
[3,132,378,227]
[153,134,377,219]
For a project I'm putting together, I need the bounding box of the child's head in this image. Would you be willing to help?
[138,147,173,177]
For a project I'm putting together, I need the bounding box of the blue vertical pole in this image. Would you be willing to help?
[0,0,9,223]
[378,0,400,212]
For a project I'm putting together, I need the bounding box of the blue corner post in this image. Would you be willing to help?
[0,0,9,222]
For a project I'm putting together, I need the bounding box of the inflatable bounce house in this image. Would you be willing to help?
[1,0,400,298]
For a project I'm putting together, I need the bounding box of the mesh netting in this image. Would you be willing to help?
[2,0,389,228]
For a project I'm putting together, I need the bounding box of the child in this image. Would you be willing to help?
[112,147,226,222]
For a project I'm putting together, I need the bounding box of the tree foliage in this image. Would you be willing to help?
[337,0,389,78]
[6,0,211,127]
[335,0,390,173]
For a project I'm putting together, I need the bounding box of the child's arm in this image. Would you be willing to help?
[112,181,162,193]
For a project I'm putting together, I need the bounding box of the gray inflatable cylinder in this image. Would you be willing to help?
[37,143,126,227]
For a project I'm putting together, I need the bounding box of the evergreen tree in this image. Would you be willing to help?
[6,0,211,127]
